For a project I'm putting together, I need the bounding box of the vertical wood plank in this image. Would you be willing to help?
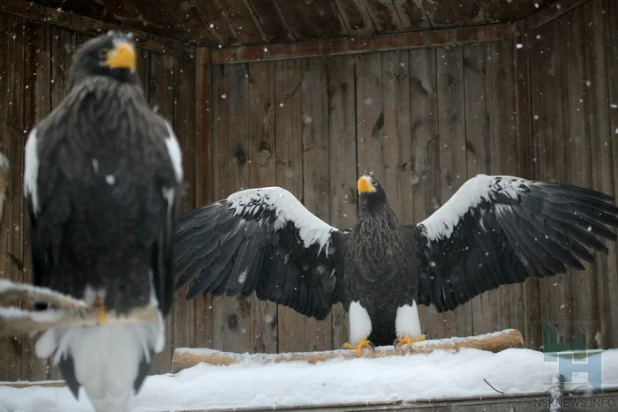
[172,57,197,356]
[193,47,214,351]
[149,52,176,373]
[0,12,24,382]
[581,0,617,349]
[565,9,598,348]
[436,45,471,339]
[408,47,442,340]
[247,61,278,353]
[355,53,385,183]
[605,0,618,349]
[487,40,525,339]
[274,58,305,353]
[327,55,356,349]
[50,27,76,109]
[301,57,334,351]
[21,19,51,382]
[513,21,541,350]
[382,50,412,226]
[211,63,253,353]
[463,42,499,337]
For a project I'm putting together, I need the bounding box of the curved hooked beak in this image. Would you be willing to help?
[357,177,376,194]
[104,42,136,72]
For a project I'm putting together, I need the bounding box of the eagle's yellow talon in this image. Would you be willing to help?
[343,338,374,356]
[394,334,426,349]
[90,298,108,324]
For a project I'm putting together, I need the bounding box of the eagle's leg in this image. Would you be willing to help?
[344,301,374,356]
[89,297,108,324]
[393,300,424,350]
[343,339,375,356]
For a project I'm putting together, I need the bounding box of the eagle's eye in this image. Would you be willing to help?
[99,48,111,59]
[372,180,377,186]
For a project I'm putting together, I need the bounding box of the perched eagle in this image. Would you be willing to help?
[175,173,618,354]
[24,32,182,411]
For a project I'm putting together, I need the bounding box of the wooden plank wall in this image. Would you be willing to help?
[0,12,197,380]
[529,0,618,350]
[2,0,618,382]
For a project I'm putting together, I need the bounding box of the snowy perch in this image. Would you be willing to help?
[0,280,160,337]
[0,151,7,221]
[172,329,524,372]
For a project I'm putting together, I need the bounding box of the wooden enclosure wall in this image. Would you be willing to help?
[0,12,197,380]
[528,0,618,351]
[1,0,618,382]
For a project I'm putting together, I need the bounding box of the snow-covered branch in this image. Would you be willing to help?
[0,280,159,337]
[172,329,525,372]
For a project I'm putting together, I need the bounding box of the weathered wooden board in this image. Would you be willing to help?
[301,57,334,352]
[247,61,278,353]
[273,59,306,353]
[435,45,472,340]
[326,55,356,349]
[149,51,179,374]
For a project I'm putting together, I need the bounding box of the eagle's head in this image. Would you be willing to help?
[69,31,138,87]
[357,172,387,207]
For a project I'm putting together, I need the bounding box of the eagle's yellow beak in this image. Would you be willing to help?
[357,177,376,193]
[104,42,136,72]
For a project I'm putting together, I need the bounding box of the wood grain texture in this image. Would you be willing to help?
[215,0,266,44]
[247,61,278,353]
[172,57,198,356]
[277,0,347,40]
[463,43,498,337]
[355,53,386,181]
[408,47,442,340]
[20,19,51,382]
[149,51,177,374]
[326,55,356,349]
[193,47,214,351]
[274,59,306,353]
[487,40,525,344]
[333,0,375,36]
[435,45,471,340]
[158,0,215,44]
[301,57,334,351]
[245,0,294,43]
[605,0,618,349]
[211,63,254,354]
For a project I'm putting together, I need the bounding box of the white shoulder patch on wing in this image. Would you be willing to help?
[163,121,183,183]
[419,174,525,242]
[24,129,40,214]
[226,187,337,254]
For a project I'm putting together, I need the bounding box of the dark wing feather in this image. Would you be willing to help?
[175,187,347,320]
[412,175,618,312]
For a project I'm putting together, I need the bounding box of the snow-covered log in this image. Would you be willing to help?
[0,280,159,337]
[0,151,8,221]
[172,329,524,372]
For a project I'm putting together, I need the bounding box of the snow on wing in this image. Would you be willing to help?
[174,187,347,320]
[413,174,618,312]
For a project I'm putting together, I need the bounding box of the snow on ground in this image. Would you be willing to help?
[1,348,617,412]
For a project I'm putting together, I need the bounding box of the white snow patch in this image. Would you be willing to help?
[395,301,422,340]
[164,121,183,182]
[349,301,372,344]
[24,128,40,213]
[227,187,338,254]
[419,174,524,242]
[3,348,618,411]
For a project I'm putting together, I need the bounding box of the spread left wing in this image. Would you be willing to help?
[174,187,347,320]
[411,174,618,312]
